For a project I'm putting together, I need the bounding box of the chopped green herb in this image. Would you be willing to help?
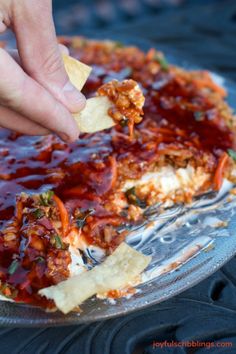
[120,210,128,217]
[194,111,204,121]
[228,149,236,161]
[53,234,63,249]
[1,284,7,292]
[79,39,86,48]
[226,120,233,128]
[154,54,169,71]
[11,289,18,299]
[51,234,68,250]
[115,41,124,48]
[0,283,18,299]
[33,208,45,219]
[39,190,54,206]
[76,208,95,229]
[120,119,128,127]
[35,256,45,263]
[8,259,19,275]
[125,187,147,209]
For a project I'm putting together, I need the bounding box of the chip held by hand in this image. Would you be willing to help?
[63,54,145,135]
[62,54,92,91]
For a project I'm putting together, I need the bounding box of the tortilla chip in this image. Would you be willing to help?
[74,96,115,133]
[62,54,92,91]
[63,54,115,133]
[39,243,151,314]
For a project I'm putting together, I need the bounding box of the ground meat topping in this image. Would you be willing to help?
[97,79,145,138]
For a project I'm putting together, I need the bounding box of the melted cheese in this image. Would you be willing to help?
[122,165,210,198]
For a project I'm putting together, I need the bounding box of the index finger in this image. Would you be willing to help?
[11,0,85,113]
[0,48,80,142]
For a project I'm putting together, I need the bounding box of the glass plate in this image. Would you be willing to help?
[1,36,236,326]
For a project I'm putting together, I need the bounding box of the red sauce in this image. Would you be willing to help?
[0,39,234,306]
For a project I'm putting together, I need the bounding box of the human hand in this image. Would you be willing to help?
[0,0,86,142]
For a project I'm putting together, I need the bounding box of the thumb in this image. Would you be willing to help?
[11,0,85,114]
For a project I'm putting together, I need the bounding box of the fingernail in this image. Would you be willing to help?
[59,44,70,55]
[63,82,86,113]
[59,129,79,143]
[58,132,71,143]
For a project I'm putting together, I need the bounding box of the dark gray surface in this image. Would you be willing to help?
[55,0,236,82]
